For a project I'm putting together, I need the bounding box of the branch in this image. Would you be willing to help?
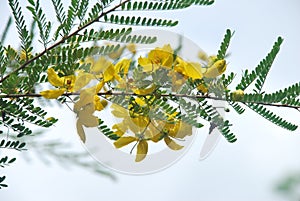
[0,0,130,84]
[1,92,299,111]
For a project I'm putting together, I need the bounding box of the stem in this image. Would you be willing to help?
[1,91,300,110]
[0,0,130,84]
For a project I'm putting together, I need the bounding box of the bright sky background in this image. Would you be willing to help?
[1,0,300,201]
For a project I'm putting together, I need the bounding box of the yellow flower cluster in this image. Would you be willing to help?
[40,56,132,142]
[111,101,192,162]
[138,44,227,93]
[40,44,228,162]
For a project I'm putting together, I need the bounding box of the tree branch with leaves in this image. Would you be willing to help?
[0,0,299,189]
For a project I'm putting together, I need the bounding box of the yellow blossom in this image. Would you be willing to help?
[47,68,76,91]
[73,70,95,92]
[113,137,148,162]
[89,56,115,82]
[231,89,244,101]
[114,59,131,82]
[203,56,227,78]
[20,50,31,61]
[138,44,174,72]
[76,104,99,143]
[174,57,203,80]
[40,68,76,99]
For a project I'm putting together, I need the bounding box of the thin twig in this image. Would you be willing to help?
[0,0,130,84]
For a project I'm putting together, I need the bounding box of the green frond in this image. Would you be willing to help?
[236,37,283,91]
[0,98,58,138]
[98,119,120,140]
[217,29,234,60]
[0,139,26,151]
[27,0,52,48]
[77,0,89,22]
[229,102,245,114]
[79,2,103,28]
[221,72,235,87]
[51,0,67,39]
[188,0,215,6]
[51,0,66,25]
[241,82,300,104]
[218,119,237,143]
[121,0,214,11]
[1,17,12,44]
[103,14,178,27]
[0,43,6,76]
[121,1,190,11]
[282,98,300,107]
[102,0,115,7]
[65,0,80,35]
[0,156,16,168]
[253,37,283,93]
[247,103,298,131]
[8,0,32,52]
[68,27,132,43]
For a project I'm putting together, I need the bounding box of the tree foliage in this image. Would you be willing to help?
[0,0,299,188]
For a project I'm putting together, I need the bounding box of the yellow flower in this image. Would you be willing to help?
[73,70,95,92]
[174,57,203,80]
[138,44,174,72]
[76,104,99,143]
[151,118,192,150]
[202,56,227,78]
[20,50,31,61]
[94,95,107,111]
[40,68,76,99]
[89,56,115,82]
[46,68,76,90]
[115,58,131,75]
[231,89,244,101]
[74,83,106,112]
[114,137,148,162]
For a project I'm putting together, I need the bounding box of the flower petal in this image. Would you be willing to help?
[40,88,65,99]
[138,57,153,72]
[47,68,64,87]
[113,136,136,148]
[203,59,227,78]
[115,58,131,75]
[164,136,183,150]
[76,120,86,143]
[135,140,148,162]
[184,62,203,79]
[74,71,94,92]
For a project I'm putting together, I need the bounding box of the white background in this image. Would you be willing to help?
[1,0,300,200]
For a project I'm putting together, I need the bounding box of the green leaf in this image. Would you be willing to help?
[247,103,298,131]
[236,37,283,91]
[217,29,234,60]
[104,14,179,27]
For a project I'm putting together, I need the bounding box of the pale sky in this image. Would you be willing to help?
[1,0,300,201]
